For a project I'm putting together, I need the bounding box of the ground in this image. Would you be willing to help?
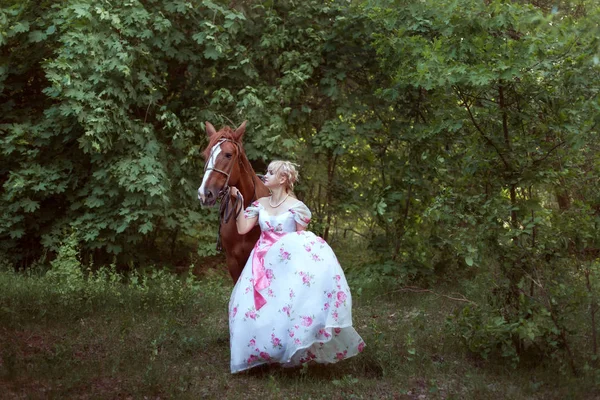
[0,269,597,399]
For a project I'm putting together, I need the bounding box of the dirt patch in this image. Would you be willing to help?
[73,342,106,361]
[1,328,57,361]
[80,376,132,399]
[0,379,55,399]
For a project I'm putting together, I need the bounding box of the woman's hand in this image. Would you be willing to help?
[230,186,244,216]
[230,186,257,235]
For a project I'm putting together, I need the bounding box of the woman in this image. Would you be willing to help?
[228,160,365,373]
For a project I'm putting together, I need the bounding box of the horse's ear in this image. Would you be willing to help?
[205,121,217,138]
[233,120,247,140]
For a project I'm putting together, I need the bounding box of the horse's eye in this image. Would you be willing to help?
[225,153,233,159]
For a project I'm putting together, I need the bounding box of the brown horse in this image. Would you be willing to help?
[197,121,270,283]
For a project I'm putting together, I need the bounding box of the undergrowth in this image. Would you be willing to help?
[1,237,599,399]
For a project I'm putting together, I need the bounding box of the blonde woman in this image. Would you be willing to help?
[228,160,364,373]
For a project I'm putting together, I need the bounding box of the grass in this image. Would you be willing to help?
[1,264,598,400]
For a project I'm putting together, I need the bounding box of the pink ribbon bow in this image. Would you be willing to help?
[252,231,286,310]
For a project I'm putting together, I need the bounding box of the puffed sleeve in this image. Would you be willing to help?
[290,201,312,227]
[244,200,261,219]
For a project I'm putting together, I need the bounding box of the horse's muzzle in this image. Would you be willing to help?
[198,188,217,207]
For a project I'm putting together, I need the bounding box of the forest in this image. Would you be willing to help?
[1,0,599,398]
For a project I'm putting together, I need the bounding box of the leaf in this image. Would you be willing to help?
[28,30,47,42]
[21,198,40,213]
[72,4,92,19]
[376,200,387,215]
[115,221,129,234]
[192,32,206,44]
[144,174,159,185]
[83,231,99,242]
[10,228,25,239]
[465,256,474,267]
[138,221,153,234]
[106,243,122,254]
[203,45,221,60]
[85,197,105,208]
[12,22,30,34]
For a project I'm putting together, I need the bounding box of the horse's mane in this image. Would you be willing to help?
[202,126,239,159]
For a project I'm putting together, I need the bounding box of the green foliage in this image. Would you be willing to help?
[0,262,217,329]
[0,0,235,266]
[45,232,85,300]
[1,0,600,374]
[448,257,598,373]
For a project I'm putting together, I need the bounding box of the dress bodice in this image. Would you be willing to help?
[244,200,312,234]
[258,208,298,233]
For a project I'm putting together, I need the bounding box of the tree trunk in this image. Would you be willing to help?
[323,152,338,242]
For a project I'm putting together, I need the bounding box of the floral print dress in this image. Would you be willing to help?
[228,200,365,373]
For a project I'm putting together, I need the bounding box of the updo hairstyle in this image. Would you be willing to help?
[268,160,299,192]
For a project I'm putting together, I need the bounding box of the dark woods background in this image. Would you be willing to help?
[1,0,599,371]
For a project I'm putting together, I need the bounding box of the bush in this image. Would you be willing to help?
[0,233,231,328]
[448,255,599,374]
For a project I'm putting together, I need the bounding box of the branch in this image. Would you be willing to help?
[344,228,368,238]
[380,286,478,306]
[532,140,566,165]
[454,86,512,171]
[456,91,498,106]
[144,98,153,124]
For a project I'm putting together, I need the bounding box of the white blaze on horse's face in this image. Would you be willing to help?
[198,141,223,204]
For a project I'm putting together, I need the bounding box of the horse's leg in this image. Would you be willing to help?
[224,225,260,284]
[226,254,242,284]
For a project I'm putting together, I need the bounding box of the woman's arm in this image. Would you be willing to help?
[230,187,259,235]
[236,208,258,235]
[291,200,311,232]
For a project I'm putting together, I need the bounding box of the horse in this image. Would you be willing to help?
[197,121,270,283]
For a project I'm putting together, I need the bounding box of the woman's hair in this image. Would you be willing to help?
[268,160,299,192]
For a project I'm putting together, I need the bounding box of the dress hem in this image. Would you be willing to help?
[230,323,360,374]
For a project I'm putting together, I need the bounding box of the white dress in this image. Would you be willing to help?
[228,200,365,373]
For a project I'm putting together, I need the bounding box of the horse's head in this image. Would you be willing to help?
[198,121,247,206]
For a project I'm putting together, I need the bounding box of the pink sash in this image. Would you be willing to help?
[252,231,287,310]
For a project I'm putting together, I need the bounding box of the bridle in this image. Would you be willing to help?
[204,138,258,251]
[204,138,239,198]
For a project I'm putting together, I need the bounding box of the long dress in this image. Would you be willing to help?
[228,199,365,373]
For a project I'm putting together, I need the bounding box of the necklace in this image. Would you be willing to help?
[269,193,289,208]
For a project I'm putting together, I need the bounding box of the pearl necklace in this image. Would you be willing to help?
[269,193,289,208]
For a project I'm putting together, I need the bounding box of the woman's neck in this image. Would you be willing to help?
[270,187,288,203]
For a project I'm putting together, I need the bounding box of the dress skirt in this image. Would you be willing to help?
[228,230,365,373]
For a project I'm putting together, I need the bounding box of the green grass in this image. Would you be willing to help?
[0,266,598,400]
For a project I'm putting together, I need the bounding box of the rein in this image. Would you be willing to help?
[205,138,258,251]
